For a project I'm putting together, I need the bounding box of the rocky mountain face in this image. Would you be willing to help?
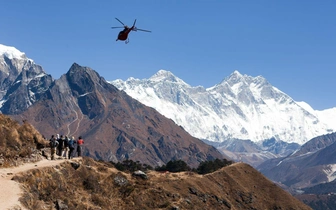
[0,44,53,114]
[257,132,336,209]
[294,177,336,209]
[6,63,223,168]
[257,132,336,192]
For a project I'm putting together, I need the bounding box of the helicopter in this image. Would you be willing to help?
[111,18,151,44]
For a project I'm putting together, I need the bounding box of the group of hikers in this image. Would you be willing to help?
[49,134,84,160]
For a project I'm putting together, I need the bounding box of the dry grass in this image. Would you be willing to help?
[11,157,312,210]
[13,157,141,210]
[0,114,48,168]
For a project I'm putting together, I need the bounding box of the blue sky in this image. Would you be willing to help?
[1,0,335,110]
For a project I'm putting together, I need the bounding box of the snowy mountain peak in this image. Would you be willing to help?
[0,44,30,61]
[111,70,336,145]
[216,70,247,88]
[226,70,244,82]
[0,44,51,113]
[149,69,188,85]
[150,70,176,81]
[232,70,243,77]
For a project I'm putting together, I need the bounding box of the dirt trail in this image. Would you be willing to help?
[0,158,75,210]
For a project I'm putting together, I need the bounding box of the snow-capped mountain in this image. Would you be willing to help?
[110,70,336,145]
[0,44,53,114]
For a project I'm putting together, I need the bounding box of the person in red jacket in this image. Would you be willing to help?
[76,136,84,157]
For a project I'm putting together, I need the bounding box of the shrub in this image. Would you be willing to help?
[111,159,153,173]
[196,158,233,174]
[0,114,47,166]
[156,160,191,173]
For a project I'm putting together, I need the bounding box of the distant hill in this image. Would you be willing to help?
[258,132,336,190]
[295,194,336,210]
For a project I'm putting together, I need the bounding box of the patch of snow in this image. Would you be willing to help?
[323,164,336,182]
[14,80,22,85]
[0,99,7,108]
[79,92,92,97]
[35,73,46,78]
[29,90,35,102]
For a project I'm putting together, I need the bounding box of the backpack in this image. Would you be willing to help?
[50,139,57,148]
[57,138,64,149]
[68,139,75,149]
[64,137,69,148]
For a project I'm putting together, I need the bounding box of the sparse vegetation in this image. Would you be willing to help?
[11,156,311,210]
[111,159,153,172]
[155,159,191,172]
[196,158,234,174]
[0,114,48,167]
[154,158,233,174]
[0,114,311,209]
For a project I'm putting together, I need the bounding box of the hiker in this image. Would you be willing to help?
[76,136,84,157]
[62,136,70,159]
[57,135,64,157]
[68,136,76,159]
[49,135,59,160]
[55,134,60,155]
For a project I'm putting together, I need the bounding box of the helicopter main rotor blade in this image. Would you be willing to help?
[111,26,124,29]
[136,28,151,32]
[115,17,125,26]
[133,19,137,26]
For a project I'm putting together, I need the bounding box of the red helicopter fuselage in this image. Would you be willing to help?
[117,27,133,41]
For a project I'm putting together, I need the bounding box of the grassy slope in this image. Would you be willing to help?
[13,157,311,210]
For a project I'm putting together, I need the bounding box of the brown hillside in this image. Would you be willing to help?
[0,114,48,167]
[13,157,311,210]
